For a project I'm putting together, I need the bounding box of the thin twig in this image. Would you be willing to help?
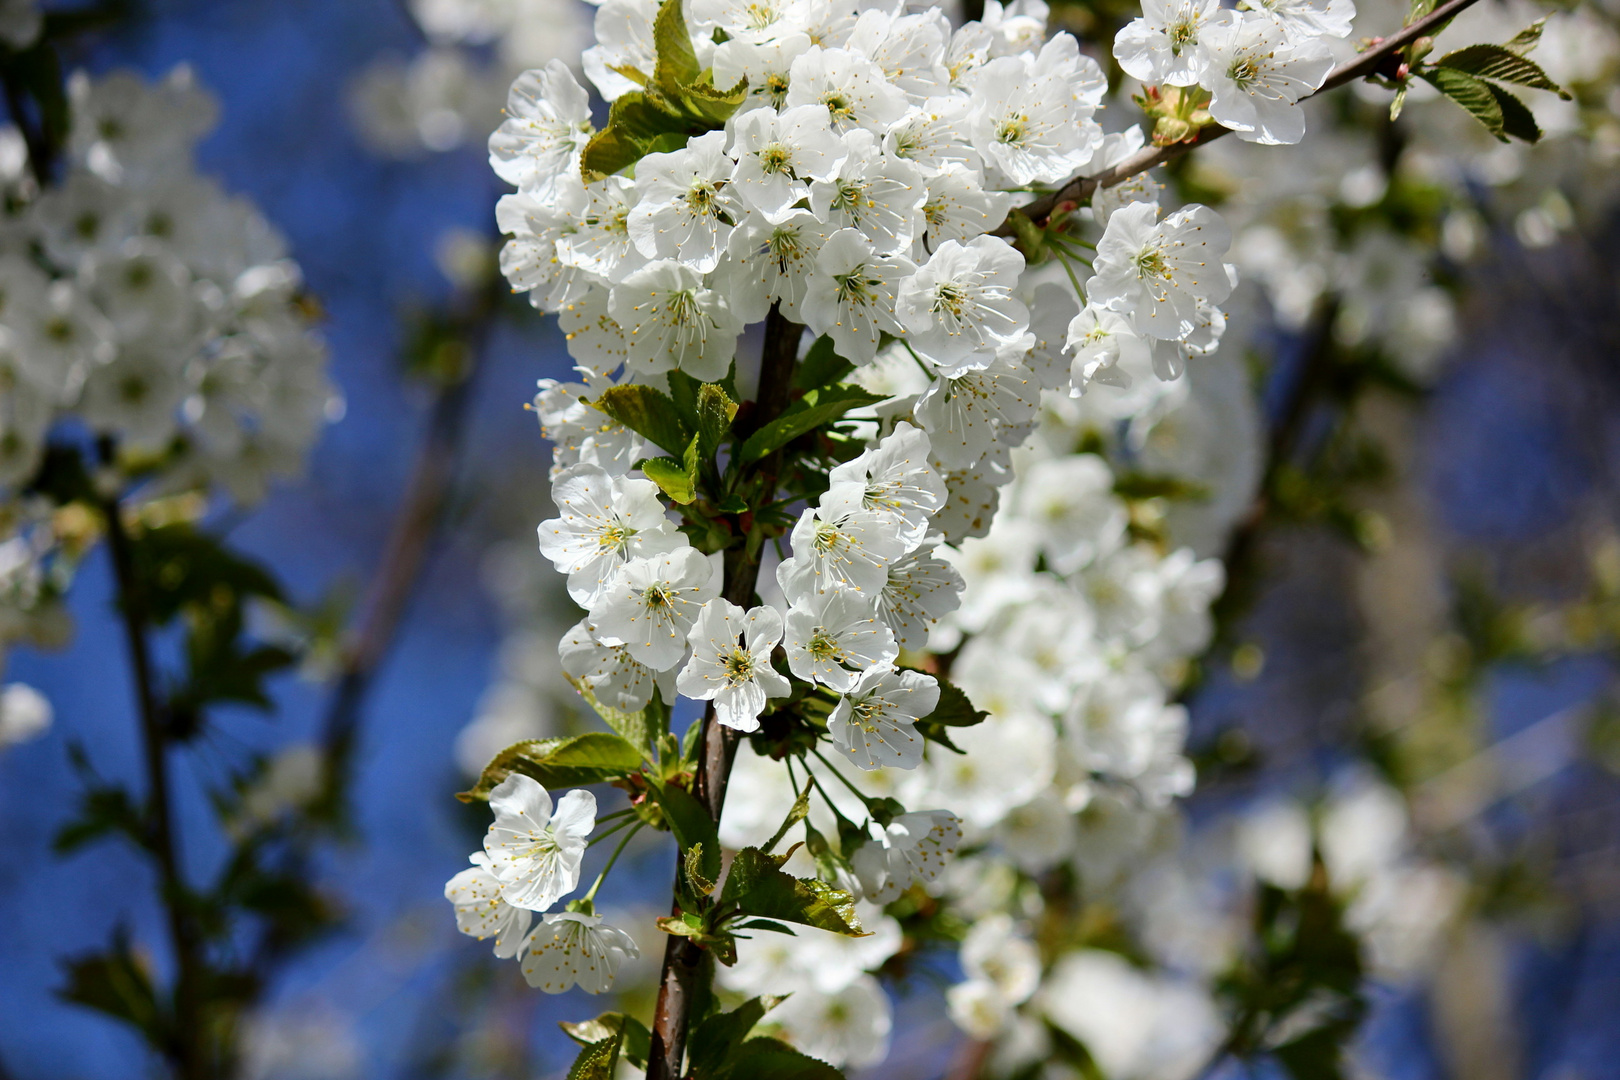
[99,464,208,1080]
[996,0,1486,234]
[646,305,804,1080]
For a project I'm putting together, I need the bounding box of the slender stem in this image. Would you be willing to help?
[584,822,644,902]
[646,306,804,1080]
[994,0,1487,235]
[803,763,859,831]
[588,814,638,847]
[1048,243,1090,303]
[810,746,876,812]
[99,471,208,1080]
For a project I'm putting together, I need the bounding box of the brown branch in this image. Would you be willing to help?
[98,466,209,1080]
[997,0,1485,233]
[646,306,804,1080]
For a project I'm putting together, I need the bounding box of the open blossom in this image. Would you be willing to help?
[1087,201,1234,342]
[876,545,965,650]
[1243,0,1357,40]
[852,809,963,902]
[559,619,670,712]
[895,235,1029,370]
[718,208,832,323]
[677,600,792,732]
[914,352,1040,469]
[808,131,927,256]
[785,46,910,136]
[828,665,940,770]
[800,228,916,364]
[627,131,743,273]
[778,505,911,601]
[965,35,1105,186]
[496,185,590,314]
[1195,13,1334,145]
[589,547,721,670]
[555,176,645,284]
[783,585,899,692]
[446,853,533,959]
[1065,302,1154,394]
[537,464,684,605]
[728,104,848,221]
[488,61,595,197]
[1113,0,1235,87]
[520,912,640,994]
[821,422,947,549]
[482,774,597,912]
[608,260,743,380]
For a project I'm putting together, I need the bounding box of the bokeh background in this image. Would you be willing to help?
[3,0,1620,1078]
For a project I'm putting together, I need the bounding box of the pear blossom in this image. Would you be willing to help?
[851,809,963,902]
[482,774,597,912]
[520,912,641,993]
[538,464,684,605]
[589,547,721,670]
[445,853,534,959]
[828,665,940,770]
[488,61,595,196]
[783,585,899,691]
[677,600,792,732]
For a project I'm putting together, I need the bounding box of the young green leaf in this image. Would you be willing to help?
[721,1038,846,1080]
[1437,43,1570,97]
[763,788,811,854]
[560,1014,652,1069]
[591,384,693,455]
[1502,16,1547,55]
[695,382,739,459]
[652,0,703,97]
[1421,67,1507,141]
[639,454,699,504]
[57,933,169,1046]
[723,852,867,936]
[686,843,717,896]
[457,732,645,802]
[1484,80,1542,142]
[562,674,664,756]
[737,385,887,462]
[565,1028,625,1080]
[687,996,778,1080]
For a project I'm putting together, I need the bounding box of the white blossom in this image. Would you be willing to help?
[777,504,910,601]
[445,853,534,959]
[482,774,597,912]
[488,60,595,196]
[784,46,910,136]
[676,600,792,732]
[520,912,641,993]
[783,584,898,691]
[627,131,743,273]
[1113,0,1235,87]
[1195,13,1334,145]
[608,259,743,380]
[820,421,947,549]
[538,463,685,606]
[827,665,939,770]
[1088,201,1234,342]
[851,808,962,902]
[896,235,1029,371]
[589,547,721,671]
[727,103,849,221]
[808,132,928,257]
[799,228,917,364]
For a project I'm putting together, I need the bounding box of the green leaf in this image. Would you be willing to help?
[563,674,663,756]
[688,997,778,1080]
[1485,81,1542,142]
[639,454,699,504]
[792,335,855,392]
[1503,17,1547,55]
[763,788,810,854]
[696,383,739,460]
[652,0,702,97]
[737,385,887,463]
[566,1029,625,1080]
[457,732,645,802]
[679,74,751,125]
[734,918,797,935]
[686,843,717,896]
[57,932,168,1045]
[725,1037,846,1080]
[646,775,722,882]
[579,91,697,181]
[561,1013,651,1069]
[1437,43,1570,97]
[1421,67,1506,141]
[591,384,693,456]
[724,852,866,936]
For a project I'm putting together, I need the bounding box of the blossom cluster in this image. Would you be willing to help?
[445,772,642,992]
[1114,0,1352,145]
[0,68,336,503]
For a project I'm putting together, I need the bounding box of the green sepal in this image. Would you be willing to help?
[457,732,645,802]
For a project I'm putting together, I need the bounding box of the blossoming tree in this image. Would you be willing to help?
[443,0,1582,1075]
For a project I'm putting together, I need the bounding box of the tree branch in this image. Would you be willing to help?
[646,307,804,1080]
[997,0,1485,233]
[98,468,209,1080]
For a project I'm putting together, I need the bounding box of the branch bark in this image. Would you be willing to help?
[995,0,1485,234]
[99,476,209,1080]
[646,307,804,1080]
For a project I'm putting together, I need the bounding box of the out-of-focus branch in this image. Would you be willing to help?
[995,0,1485,234]
[319,267,504,784]
[98,452,209,1080]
